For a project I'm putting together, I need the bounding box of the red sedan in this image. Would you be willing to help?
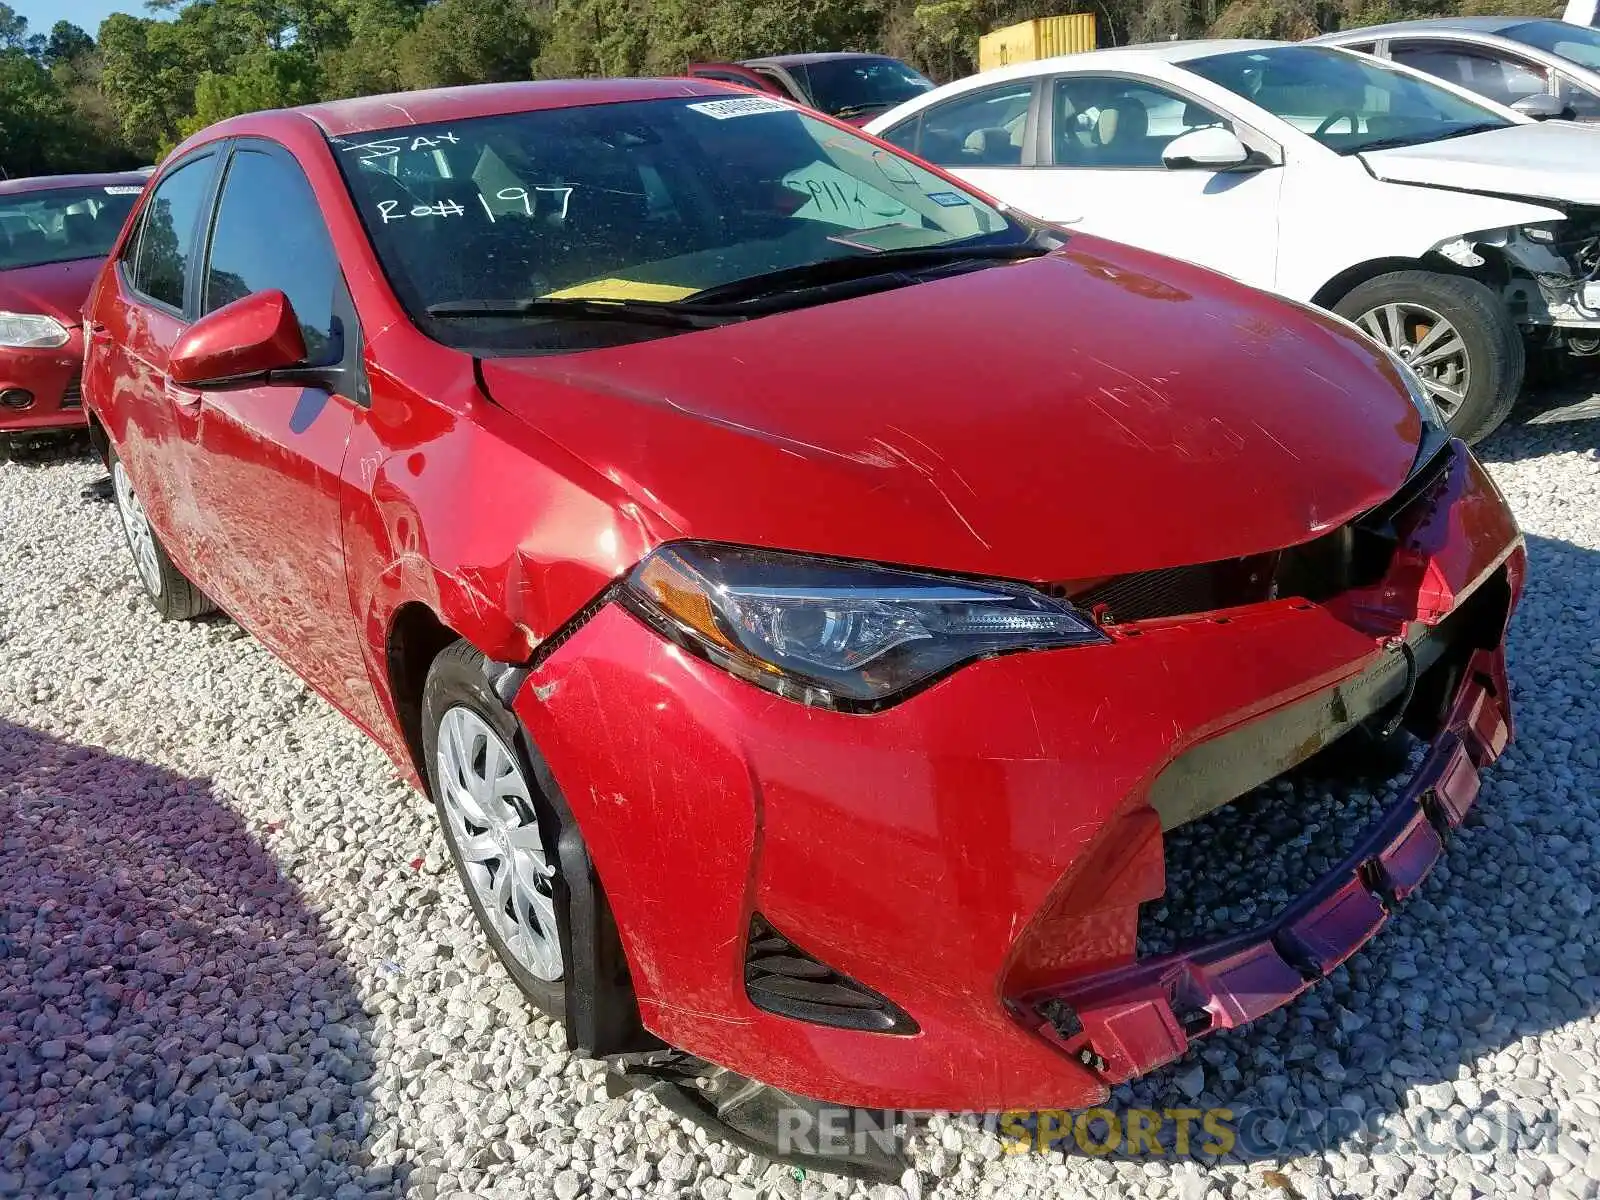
[0,172,146,439]
[82,80,1523,1169]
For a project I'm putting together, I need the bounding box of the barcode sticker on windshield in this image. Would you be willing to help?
[103,186,143,194]
[926,191,969,207]
[686,97,790,119]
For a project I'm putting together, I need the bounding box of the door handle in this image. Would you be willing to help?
[163,378,203,408]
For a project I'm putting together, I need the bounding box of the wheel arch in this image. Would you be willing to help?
[385,600,467,781]
[1310,251,1513,312]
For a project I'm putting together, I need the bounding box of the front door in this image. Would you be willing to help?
[186,140,379,727]
[996,74,1283,291]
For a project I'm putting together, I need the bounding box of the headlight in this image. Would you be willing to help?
[621,543,1105,709]
[0,312,70,349]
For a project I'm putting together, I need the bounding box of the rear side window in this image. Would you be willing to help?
[203,148,341,363]
[129,157,213,311]
[908,82,1034,168]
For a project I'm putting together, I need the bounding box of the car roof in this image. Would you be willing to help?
[740,52,895,67]
[880,39,1285,96]
[1316,16,1542,40]
[280,77,730,140]
[0,171,150,198]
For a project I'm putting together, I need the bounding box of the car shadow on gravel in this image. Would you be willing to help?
[1031,527,1600,1184]
[0,721,408,1198]
[1478,380,1599,467]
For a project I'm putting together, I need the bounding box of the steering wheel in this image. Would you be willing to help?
[1314,109,1360,138]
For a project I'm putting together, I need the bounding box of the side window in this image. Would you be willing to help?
[128,157,214,311]
[203,148,340,363]
[1340,42,1378,55]
[914,82,1034,168]
[1391,43,1550,106]
[877,114,923,155]
[1558,74,1600,118]
[1051,77,1232,168]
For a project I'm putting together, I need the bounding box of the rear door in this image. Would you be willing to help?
[186,138,376,722]
[873,78,1041,202]
[91,149,225,580]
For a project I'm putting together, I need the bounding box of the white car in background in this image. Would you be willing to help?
[866,40,1600,442]
[1310,17,1600,122]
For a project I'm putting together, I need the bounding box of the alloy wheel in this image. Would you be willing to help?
[1356,301,1471,422]
[437,706,564,981]
[112,461,163,599]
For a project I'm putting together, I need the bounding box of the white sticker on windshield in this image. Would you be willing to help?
[103,186,143,194]
[686,97,790,119]
[926,191,969,208]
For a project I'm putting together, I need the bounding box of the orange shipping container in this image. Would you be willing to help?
[978,14,1097,72]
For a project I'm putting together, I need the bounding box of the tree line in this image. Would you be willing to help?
[0,0,1561,178]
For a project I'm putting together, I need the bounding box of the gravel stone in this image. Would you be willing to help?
[1,399,1597,1199]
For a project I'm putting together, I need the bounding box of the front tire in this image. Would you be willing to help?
[422,640,568,1017]
[1333,271,1523,445]
[109,452,215,621]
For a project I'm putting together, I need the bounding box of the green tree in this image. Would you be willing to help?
[180,46,324,136]
[397,0,538,89]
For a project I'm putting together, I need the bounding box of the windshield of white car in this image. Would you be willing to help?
[1186,46,1514,154]
[331,95,1028,352]
[1505,19,1600,70]
[0,185,139,271]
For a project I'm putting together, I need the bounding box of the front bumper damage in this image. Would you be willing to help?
[511,442,1524,1115]
[1480,218,1600,339]
[1022,642,1510,1087]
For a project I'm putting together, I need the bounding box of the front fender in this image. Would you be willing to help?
[1279,169,1564,302]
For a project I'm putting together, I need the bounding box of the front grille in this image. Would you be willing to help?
[60,374,82,409]
[744,914,917,1035]
[1065,444,1457,626]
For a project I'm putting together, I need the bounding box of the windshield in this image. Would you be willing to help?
[1505,19,1600,70]
[789,57,935,116]
[1185,45,1513,154]
[332,95,1028,351]
[0,185,140,271]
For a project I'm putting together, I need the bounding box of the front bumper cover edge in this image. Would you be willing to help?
[1023,646,1510,1086]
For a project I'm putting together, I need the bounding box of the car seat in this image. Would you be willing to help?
[1095,98,1150,164]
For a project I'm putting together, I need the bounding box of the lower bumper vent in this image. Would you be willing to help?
[744,914,917,1035]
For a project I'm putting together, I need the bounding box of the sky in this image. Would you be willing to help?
[14,0,161,37]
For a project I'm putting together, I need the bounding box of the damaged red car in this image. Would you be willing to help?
[82,79,1523,1173]
[0,172,145,442]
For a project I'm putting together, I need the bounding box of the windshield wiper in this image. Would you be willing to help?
[1353,122,1507,154]
[425,296,739,328]
[684,241,1053,307]
[831,101,895,119]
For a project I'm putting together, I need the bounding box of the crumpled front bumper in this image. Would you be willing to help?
[1021,643,1511,1088]
[511,444,1523,1113]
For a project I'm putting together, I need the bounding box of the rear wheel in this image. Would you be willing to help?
[1333,271,1523,445]
[109,453,215,621]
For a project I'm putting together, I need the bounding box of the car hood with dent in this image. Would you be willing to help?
[481,236,1423,584]
[0,257,101,327]
[1361,121,1600,205]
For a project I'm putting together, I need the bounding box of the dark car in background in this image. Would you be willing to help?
[0,172,146,441]
[686,52,934,123]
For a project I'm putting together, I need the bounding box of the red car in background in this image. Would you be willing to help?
[0,172,147,440]
[82,79,1522,1175]
[687,52,934,123]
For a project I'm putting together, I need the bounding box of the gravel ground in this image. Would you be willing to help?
[0,396,1596,1200]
